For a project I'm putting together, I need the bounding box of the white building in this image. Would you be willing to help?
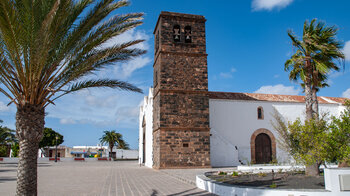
[139,89,346,168]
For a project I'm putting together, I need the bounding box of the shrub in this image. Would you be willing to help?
[258,172,267,177]
[270,183,277,188]
[0,145,7,157]
[232,171,239,177]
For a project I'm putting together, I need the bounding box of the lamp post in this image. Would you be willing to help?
[55,135,58,162]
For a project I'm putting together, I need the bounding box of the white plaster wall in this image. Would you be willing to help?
[209,99,343,167]
[138,88,154,168]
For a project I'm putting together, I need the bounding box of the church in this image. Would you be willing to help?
[138,12,347,169]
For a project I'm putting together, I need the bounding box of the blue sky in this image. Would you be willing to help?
[1,0,350,149]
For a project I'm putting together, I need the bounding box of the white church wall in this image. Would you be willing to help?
[209,99,343,167]
[138,88,154,168]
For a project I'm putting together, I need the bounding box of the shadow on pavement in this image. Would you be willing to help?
[0,177,16,183]
[168,188,217,196]
[0,169,16,173]
[151,189,159,196]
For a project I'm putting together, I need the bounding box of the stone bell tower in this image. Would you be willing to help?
[152,12,210,169]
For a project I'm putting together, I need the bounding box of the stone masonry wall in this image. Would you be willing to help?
[153,12,210,169]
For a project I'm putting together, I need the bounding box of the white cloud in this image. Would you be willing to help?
[219,72,233,79]
[254,84,300,95]
[115,106,139,124]
[342,88,350,98]
[99,29,150,50]
[112,56,152,80]
[343,41,350,61]
[60,118,76,125]
[96,29,152,80]
[85,94,119,108]
[252,0,294,11]
[47,87,146,127]
[219,67,237,79]
[0,101,10,112]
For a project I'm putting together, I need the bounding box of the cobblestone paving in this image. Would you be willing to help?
[0,161,215,196]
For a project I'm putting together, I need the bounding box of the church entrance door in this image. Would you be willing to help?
[255,133,272,164]
[142,127,146,164]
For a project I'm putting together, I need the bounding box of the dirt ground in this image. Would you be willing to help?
[207,171,325,189]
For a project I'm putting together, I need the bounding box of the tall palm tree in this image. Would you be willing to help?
[285,19,345,176]
[100,130,126,158]
[0,0,145,195]
[285,19,345,120]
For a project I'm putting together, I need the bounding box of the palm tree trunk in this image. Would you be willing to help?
[304,58,320,176]
[312,87,319,118]
[109,143,113,160]
[15,104,45,196]
[305,58,313,121]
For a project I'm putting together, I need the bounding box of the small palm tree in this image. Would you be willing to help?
[0,0,145,195]
[117,139,130,149]
[285,19,345,120]
[100,130,127,158]
[285,19,345,176]
[0,121,16,145]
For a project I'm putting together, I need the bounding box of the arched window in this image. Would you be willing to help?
[257,107,264,120]
[184,26,192,43]
[173,25,180,42]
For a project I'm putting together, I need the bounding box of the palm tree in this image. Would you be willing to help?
[100,130,127,158]
[285,19,345,120]
[0,0,145,195]
[285,19,345,176]
[0,120,16,145]
[117,139,130,149]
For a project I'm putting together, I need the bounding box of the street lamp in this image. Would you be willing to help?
[55,135,59,162]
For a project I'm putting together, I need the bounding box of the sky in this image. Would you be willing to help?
[1,0,350,149]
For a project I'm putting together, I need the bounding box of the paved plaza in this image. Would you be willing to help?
[0,161,218,196]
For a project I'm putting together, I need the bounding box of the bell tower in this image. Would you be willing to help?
[152,12,210,169]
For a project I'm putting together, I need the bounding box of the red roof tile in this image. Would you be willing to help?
[208,91,348,104]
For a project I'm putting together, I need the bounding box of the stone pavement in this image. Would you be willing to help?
[0,161,216,196]
[160,167,237,186]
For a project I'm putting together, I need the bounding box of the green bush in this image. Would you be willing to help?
[0,145,7,157]
[232,171,239,177]
[326,101,350,165]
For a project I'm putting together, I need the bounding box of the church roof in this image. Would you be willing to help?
[208,91,348,105]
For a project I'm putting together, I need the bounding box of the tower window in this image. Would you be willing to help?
[257,107,264,120]
[184,26,192,43]
[173,25,180,42]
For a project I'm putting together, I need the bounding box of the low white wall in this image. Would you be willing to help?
[325,168,350,193]
[115,149,138,159]
[197,175,335,196]
[197,167,350,196]
[237,165,304,173]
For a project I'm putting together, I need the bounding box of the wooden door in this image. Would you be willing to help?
[142,126,146,164]
[255,133,272,164]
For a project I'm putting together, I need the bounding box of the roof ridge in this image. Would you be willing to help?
[208,91,348,104]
